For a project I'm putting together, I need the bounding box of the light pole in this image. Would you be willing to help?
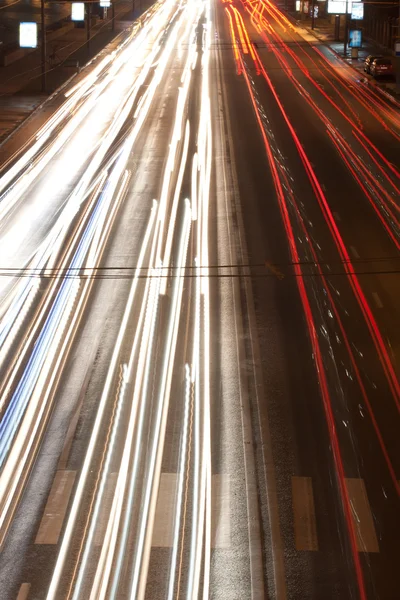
[41,0,46,92]
[86,1,91,52]
[344,0,350,54]
[396,0,400,94]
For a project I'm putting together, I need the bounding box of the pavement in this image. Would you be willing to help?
[0,0,399,598]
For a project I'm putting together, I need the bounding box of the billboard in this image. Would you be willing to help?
[100,0,111,6]
[351,3,364,19]
[349,29,362,48]
[71,2,85,21]
[19,22,38,48]
[327,0,347,14]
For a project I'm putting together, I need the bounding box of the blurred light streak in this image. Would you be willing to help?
[46,202,158,600]
[130,200,192,600]
[237,45,368,600]
[252,42,400,405]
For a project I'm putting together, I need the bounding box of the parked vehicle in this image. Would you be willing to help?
[370,58,394,78]
[364,54,383,74]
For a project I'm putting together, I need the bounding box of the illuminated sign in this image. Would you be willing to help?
[349,29,362,48]
[71,3,85,21]
[295,0,301,10]
[327,0,347,14]
[100,0,111,6]
[351,2,363,19]
[19,22,38,48]
[327,0,362,13]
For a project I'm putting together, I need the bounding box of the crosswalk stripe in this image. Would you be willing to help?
[35,470,76,544]
[16,583,31,600]
[291,476,318,551]
[345,478,379,553]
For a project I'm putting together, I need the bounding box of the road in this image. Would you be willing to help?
[0,0,399,598]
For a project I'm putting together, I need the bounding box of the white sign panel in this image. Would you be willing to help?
[351,3,364,19]
[327,0,347,14]
[295,0,300,9]
[71,2,85,21]
[19,22,38,48]
[327,0,362,13]
[100,0,111,6]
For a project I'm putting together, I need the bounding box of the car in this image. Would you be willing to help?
[370,57,394,78]
[364,54,383,74]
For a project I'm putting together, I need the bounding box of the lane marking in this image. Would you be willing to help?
[333,212,341,222]
[345,478,379,553]
[35,470,76,544]
[372,292,383,309]
[94,472,117,546]
[212,474,230,548]
[152,473,231,548]
[291,476,318,551]
[152,473,178,548]
[16,583,31,600]
[350,246,360,259]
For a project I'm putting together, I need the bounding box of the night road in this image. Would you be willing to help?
[0,0,399,599]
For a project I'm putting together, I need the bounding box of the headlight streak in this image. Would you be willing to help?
[167,362,192,600]
[46,201,158,600]
[49,10,212,597]
[131,199,192,600]
[0,0,215,593]
[0,0,189,432]
[160,120,190,295]
[0,155,132,548]
[92,262,163,600]
[0,0,179,227]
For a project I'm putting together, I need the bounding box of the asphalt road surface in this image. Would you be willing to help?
[0,0,399,599]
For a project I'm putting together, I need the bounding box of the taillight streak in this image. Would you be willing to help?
[239,52,367,600]
[250,43,400,407]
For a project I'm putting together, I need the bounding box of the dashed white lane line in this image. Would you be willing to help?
[212,474,231,548]
[16,583,31,600]
[350,246,360,259]
[152,473,231,548]
[372,292,383,309]
[291,476,318,551]
[152,472,178,548]
[333,212,341,222]
[35,470,76,544]
[345,478,379,553]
